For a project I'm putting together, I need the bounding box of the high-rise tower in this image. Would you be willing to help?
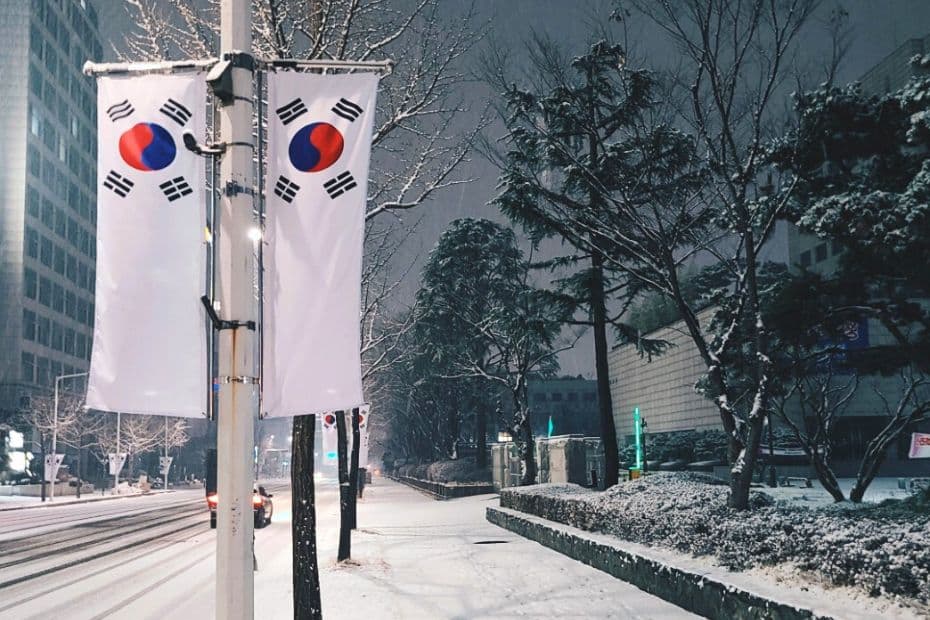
[0,0,102,418]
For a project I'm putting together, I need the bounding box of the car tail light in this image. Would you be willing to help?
[207,493,218,507]
[252,494,263,507]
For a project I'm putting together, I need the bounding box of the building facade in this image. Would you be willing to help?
[0,0,101,419]
[608,36,930,475]
[527,376,599,439]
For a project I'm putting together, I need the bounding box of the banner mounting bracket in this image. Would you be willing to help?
[201,295,256,331]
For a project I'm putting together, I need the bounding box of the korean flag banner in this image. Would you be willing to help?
[263,72,378,417]
[86,73,207,417]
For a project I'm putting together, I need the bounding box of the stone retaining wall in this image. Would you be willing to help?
[487,506,839,620]
[390,476,495,500]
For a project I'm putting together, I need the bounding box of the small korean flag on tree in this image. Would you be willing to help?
[87,73,207,418]
[264,72,379,418]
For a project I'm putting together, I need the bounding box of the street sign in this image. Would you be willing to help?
[43,454,64,482]
[159,456,174,475]
[108,452,128,475]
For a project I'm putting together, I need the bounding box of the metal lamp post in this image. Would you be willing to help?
[49,372,89,501]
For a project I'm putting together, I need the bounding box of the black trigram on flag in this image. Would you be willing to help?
[107,100,134,122]
[274,176,300,203]
[331,98,363,122]
[160,99,192,126]
[103,171,134,197]
[159,176,193,202]
[323,172,357,199]
[276,98,307,125]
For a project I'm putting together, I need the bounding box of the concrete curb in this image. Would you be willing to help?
[0,490,171,512]
[388,476,495,500]
[487,506,844,620]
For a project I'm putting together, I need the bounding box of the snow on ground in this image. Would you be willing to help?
[13,478,699,619]
[760,476,917,507]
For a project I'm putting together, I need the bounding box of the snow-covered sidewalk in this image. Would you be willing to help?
[261,478,700,619]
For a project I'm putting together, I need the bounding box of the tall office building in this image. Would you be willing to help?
[0,0,102,419]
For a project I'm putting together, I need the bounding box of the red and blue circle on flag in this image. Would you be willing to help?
[289,122,344,173]
[119,123,177,171]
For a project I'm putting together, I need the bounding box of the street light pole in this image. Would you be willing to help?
[50,371,88,501]
[215,0,257,617]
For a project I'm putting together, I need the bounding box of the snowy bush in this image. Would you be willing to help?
[425,458,491,483]
[501,472,930,604]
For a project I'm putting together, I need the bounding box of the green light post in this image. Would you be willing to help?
[633,407,643,471]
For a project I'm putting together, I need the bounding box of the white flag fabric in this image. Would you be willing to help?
[87,74,207,417]
[263,73,378,417]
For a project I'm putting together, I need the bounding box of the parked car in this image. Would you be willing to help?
[207,486,273,529]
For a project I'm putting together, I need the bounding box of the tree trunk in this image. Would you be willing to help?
[291,415,322,620]
[728,417,765,510]
[590,251,620,488]
[475,400,488,469]
[518,410,536,486]
[349,408,360,530]
[850,431,894,502]
[809,449,845,502]
[336,411,351,561]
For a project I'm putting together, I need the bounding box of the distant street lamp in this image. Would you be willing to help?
[49,372,88,501]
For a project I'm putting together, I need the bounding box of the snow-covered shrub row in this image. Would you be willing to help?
[500,473,930,604]
[425,458,491,483]
[393,458,491,483]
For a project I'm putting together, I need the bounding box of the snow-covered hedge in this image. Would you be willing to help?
[392,458,490,483]
[500,473,930,604]
[425,458,490,483]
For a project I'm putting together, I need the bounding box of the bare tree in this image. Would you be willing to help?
[772,361,858,502]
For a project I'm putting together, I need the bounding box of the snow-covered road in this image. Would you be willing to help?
[0,478,699,619]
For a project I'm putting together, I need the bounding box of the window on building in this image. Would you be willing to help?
[77,298,87,324]
[55,208,66,237]
[38,276,52,306]
[27,145,41,178]
[67,218,79,246]
[25,227,39,258]
[37,316,50,346]
[30,108,41,136]
[26,187,40,217]
[24,268,37,299]
[23,309,36,341]
[65,290,76,318]
[40,236,53,267]
[51,322,63,351]
[815,243,828,262]
[533,393,546,403]
[567,392,578,402]
[831,239,843,255]
[76,333,86,359]
[64,328,75,355]
[41,198,54,227]
[29,63,43,98]
[583,392,597,402]
[52,282,64,313]
[36,356,50,386]
[54,245,65,275]
[22,352,35,383]
[800,250,812,268]
[66,255,77,283]
[551,393,563,402]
